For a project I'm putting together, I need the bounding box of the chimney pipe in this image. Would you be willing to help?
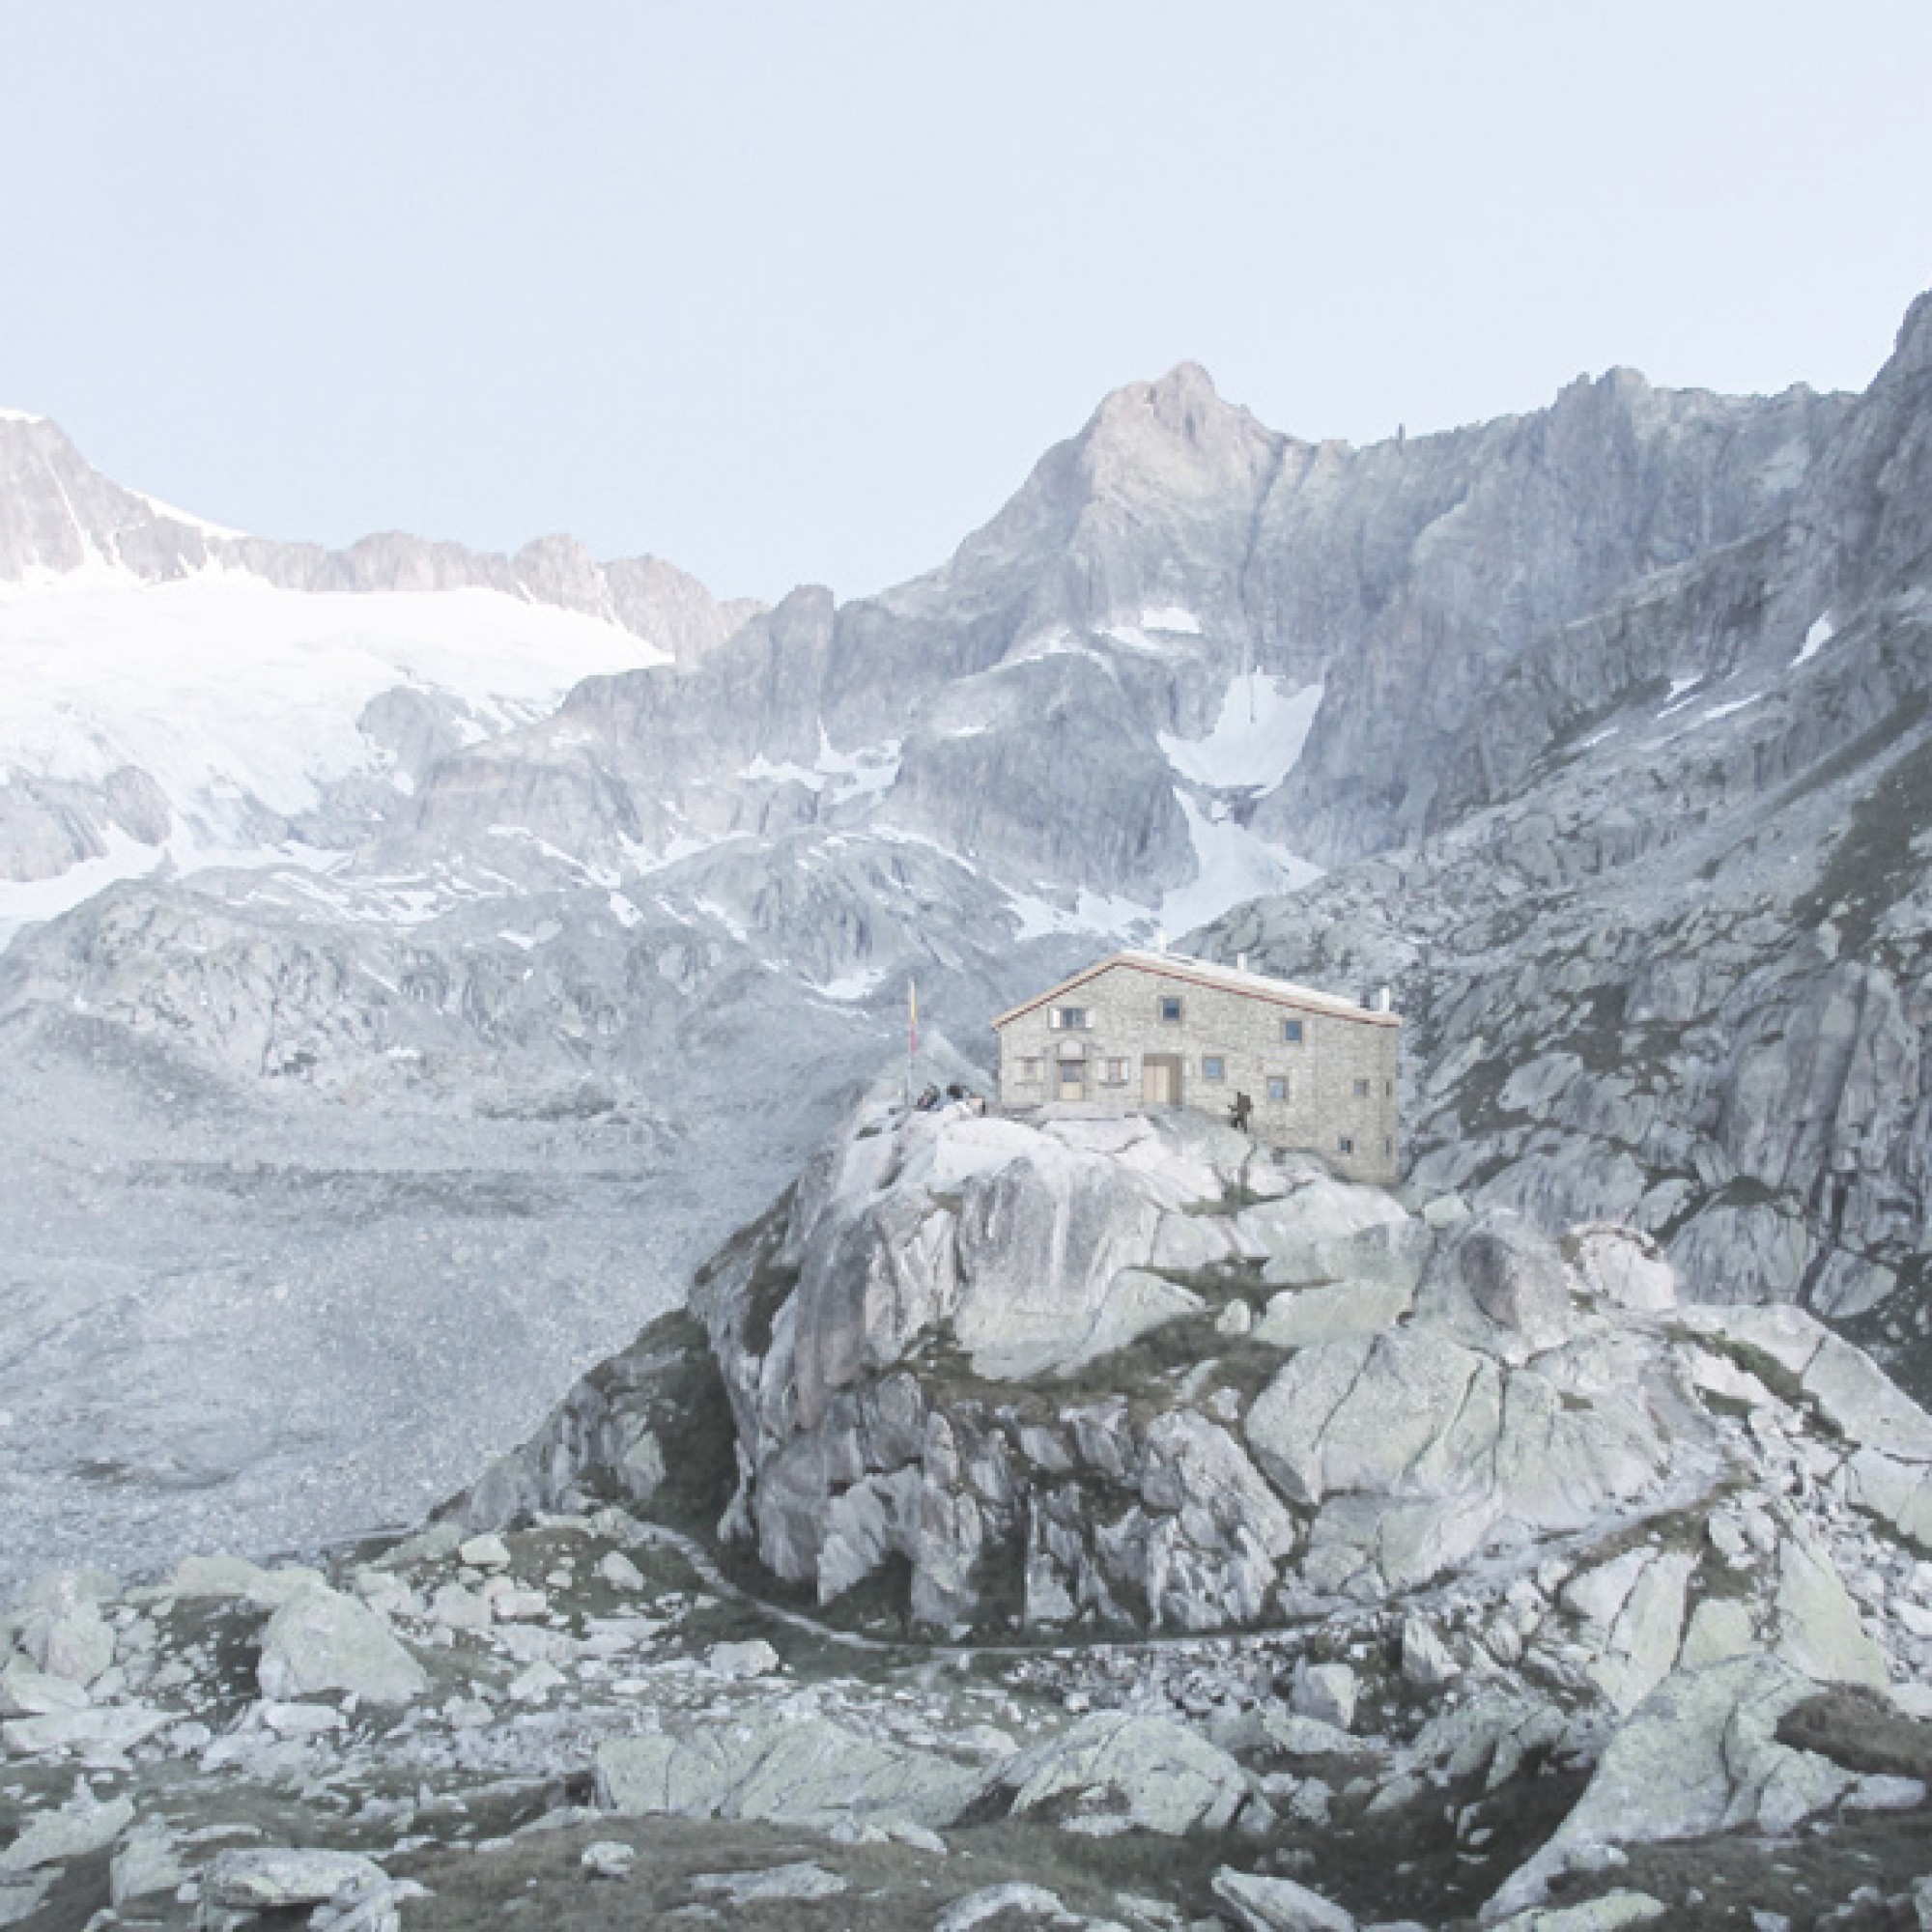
[1236,952,1249,974]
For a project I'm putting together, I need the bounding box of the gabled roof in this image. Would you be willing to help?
[990,949,1399,1030]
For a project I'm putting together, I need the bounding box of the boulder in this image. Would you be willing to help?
[1419,1211,1578,1361]
[167,1554,324,1606]
[596,1709,987,1829]
[1,1705,167,1757]
[1565,1224,1675,1314]
[1002,1712,1251,1834]
[203,1847,386,1910]
[257,1586,427,1706]
[16,1575,114,1687]
[0,1660,92,1719]
[1773,1533,1888,1688]
[0,1793,133,1872]
[1211,1867,1356,1931]
[1486,1655,1854,1917]
[109,1825,186,1909]
[1292,1661,1358,1733]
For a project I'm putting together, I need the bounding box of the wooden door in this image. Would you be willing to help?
[1057,1057,1087,1102]
[1142,1054,1180,1106]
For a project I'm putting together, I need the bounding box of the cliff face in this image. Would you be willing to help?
[1197,292,1932,1393]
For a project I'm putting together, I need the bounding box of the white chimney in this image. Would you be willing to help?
[1236,952,1249,974]
[1373,985,1392,1012]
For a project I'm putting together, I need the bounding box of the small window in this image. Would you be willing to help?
[1338,1135,1355,1154]
[1283,1018,1304,1044]
[1385,1079,1395,1097]
[1384,1137,1393,1154]
[1352,1078,1371,1097]
[1158,996,1183,1024]
[1202,1056,1226,1082]
[1265,1075,1289,1103]
[1017,1057,1041,1082]
[1050,1006,1089,1032]
[1102,1058,1129,1086]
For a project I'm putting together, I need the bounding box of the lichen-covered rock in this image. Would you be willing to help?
[256,1586,427,1706]
[1487,1656,1854,1916]
[1002,1712,1252,1834]
[595,1709,987,1829]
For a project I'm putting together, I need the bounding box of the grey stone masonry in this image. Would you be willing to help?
[991,950,1401,1183]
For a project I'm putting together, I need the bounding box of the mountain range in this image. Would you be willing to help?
[2,285,1929,1588]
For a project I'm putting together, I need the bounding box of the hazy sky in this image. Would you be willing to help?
[3,4,1929,602]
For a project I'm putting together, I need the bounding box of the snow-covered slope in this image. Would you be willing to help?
[0,571,670,944]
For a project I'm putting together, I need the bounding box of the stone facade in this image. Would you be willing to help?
[992,951,1401,1184]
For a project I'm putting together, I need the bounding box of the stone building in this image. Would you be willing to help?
[991,949,1401,1183]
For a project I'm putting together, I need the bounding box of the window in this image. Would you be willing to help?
[1202,1056,1226,1082]
[1017,1057,1041,1082]
[1265,1075,1289,1102]
[1283,1018,1304,1044]
[1386,1080,1395,1097]
[1058,1060,1085,1092]
[1352,1078,1371,1097]
[1338,1135,1355,1154]
[1158,996,1183,1023]
[1101,1058,1129,1086]
[1049,1006,1090,1032]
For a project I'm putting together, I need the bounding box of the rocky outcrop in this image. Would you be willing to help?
[487,1092,1923,1695]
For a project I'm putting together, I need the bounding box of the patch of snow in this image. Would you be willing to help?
[744,753,826,792]
[1794,613,1835,668]
[1005,886,1153,945]
[1139,606,1203,634]
[692,896,749,944]
[0,574,670,922]
[1159,793,1323,936]
[1159,675,1324,792]
[607,892,643,929]
[1700,694,1763,724]
[0,407,47,424]
[1658,673,1706,717]
[1576,725,1620,752]
[813,731,901,804]
[816,967,886,1002]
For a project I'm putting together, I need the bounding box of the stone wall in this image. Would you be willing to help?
[995,960,1401,1182]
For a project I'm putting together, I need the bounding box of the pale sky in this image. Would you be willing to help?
[3,3,1929,602]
